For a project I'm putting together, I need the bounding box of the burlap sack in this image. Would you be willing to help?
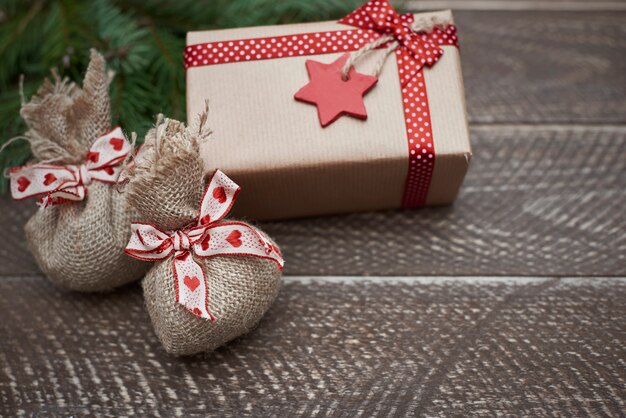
[126,115,282,356]
[19,50,148,291]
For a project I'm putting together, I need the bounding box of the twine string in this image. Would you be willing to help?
[341,15,452,80]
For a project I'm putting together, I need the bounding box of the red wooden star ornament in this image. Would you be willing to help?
[294,53,378,127]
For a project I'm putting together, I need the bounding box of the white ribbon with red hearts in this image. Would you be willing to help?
[10,127,131,208]
[124,170,284,321]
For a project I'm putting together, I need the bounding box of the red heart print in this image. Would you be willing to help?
[200,234,211,251]
[259,238,272,254]
[199,214,211,225]
[184,275,200,292]
[43,173,57,186]
[17,177,30,192]
[226,230,242,248]
[212,186,227,203]
[103,166,115,176]
[193,308,202,316]
[86,151,100,163]
[109,137,124,151]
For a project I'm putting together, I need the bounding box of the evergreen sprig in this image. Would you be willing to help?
[0,0,371,191]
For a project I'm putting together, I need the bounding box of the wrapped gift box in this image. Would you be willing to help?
[186,2,471,220]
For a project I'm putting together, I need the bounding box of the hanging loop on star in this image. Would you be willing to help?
[338,0,452,83]
[293,0,455,128]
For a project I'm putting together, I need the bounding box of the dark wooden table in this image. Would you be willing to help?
[1,1,625,416]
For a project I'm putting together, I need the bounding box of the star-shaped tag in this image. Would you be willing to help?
[294,53,378,127]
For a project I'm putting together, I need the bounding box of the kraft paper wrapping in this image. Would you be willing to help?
[186,10,471,220]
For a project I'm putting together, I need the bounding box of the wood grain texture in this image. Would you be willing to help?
[0,276,624,416]
[1,8,624,418]
[455,10,626,123]
[2,125,624,277]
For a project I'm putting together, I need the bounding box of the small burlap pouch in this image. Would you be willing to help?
[125,114,283,356]
[9,50,148,291]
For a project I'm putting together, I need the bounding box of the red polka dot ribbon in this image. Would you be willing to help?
[125,170,284,321]
[10,127,132,208]
[184,0,459,208]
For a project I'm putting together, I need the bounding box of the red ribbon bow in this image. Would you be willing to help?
[339,0,449,86]
[10,127,131,208]
[125,170,284,321]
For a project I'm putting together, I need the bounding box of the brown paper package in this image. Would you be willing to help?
[186,10,471,220]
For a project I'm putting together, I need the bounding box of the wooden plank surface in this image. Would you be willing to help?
[1,8,625,417]
[1,276,624,416]
[2,125,624,277]
[454,11,626,124]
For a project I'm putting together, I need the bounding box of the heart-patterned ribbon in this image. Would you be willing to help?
[338,0,447,86]
[124,170,284,321]
[10,126,132,208]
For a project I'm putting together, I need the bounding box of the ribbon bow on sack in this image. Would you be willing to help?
[125,170,284,321]
[338,0,455,86]
[10,127,132,208]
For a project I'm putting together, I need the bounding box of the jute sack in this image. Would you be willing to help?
[126,115,282,356]
[16,50,148,291]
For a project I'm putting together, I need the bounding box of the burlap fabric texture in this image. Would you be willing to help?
[20,50,148,292]
[126,114,282,356]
